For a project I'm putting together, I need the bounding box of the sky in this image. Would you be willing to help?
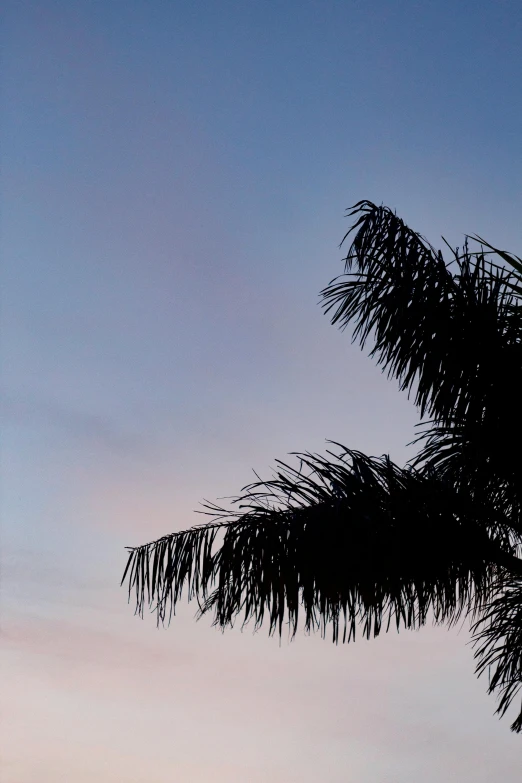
[1,1,522,781]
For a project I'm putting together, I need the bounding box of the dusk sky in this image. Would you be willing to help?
[2,2,522,781]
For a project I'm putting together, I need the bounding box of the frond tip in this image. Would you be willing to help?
[473,579,522,733]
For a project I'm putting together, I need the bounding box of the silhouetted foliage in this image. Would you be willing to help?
[122,201,522,731]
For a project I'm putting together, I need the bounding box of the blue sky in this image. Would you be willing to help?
[2,2,522,781]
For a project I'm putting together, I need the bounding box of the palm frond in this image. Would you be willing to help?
[321,201,522,425]
[471,235,522,285]
[410,422,522,546]
[123,447,498,642]
[473,578,522,732]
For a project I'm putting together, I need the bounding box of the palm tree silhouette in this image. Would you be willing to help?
[122,201,522,732]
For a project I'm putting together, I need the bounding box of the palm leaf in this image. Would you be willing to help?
[473,578,522,732]
[123,447,501,640]
[321,202,522,427]
[471,235,522,283]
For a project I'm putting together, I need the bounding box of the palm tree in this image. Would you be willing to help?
[122,201,522,732]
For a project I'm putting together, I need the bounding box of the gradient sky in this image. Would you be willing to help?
[2,2,522,781]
